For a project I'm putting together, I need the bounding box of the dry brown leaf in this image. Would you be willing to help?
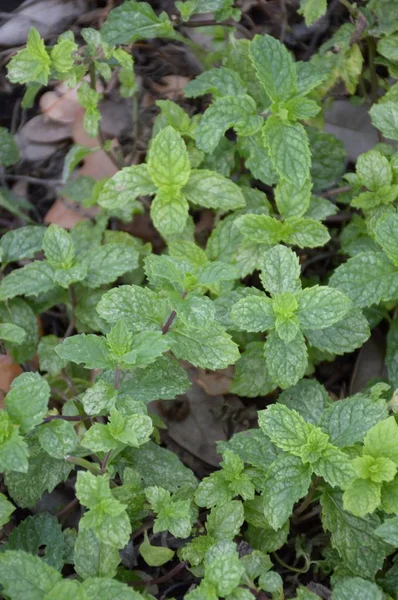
[79,148,118,179]
[71,108,101,148]
[19,115,72,143]
[40,89,82,124]
[44,199,89,228]
[152,75,191,99]
[194,367,234,396]
[0,355,23,402]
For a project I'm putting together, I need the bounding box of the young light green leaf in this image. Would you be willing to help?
[343,478,381,517]
[183,170,245,211]
[206,500,244,541]
[274,178,312,219]
[313,445,355,488]
[7,28,51,85]
[283,218,330,248]
[0,323,26,344]
[298,0,327,26]
[5,373,50,433]
[363,417,398,463]
[140,531,174,567]
[148,126,190,189]
[250,34,297,102]
[279,379,330,425]
[265,330,308,389]
[43,224,75,269]
[205,540,245,597]
[0,492,15,527]
[259,403,311,454]
[235,214,282,245]
[373,212,398,265]
[263,117,311,185]
[0,412,29,473]
[356,149,392,190]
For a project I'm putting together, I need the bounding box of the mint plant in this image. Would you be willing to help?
[1,1,398,598]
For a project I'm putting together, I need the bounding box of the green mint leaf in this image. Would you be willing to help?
[205,540,245,597]
[146,486,192,538]
[81,578,144,599]
[332,577,383,600]
[258,403,311,454]
[108,408,152,447]
[356,149,392,190]
[81,381,117,415]
[43,224,75,269]
[83,243,139,288]
[329,252,398,308]
[0,492,15,528]
[148,126,190,189]
[307,129,345,192]
[380,477,398,514]
[279,379,330,425]
[265,330,308,389]
[230,341,277,398]
[168,324,240,369]
[0,323,26,344]
[6,512,67,570]
[304,308,370,355]
[375,516,398,546]
[262,454,312,530]
[77,82,102,138]
[183,170,245,211]
[169,240,208,267]
[363,417,398,463]
[0,550,61,600]
[296,286,351,330]
[101,0,175,46]
[237,133,278,186]
[387,316,398,388]
[0,261,56,301]
[97,284,166,332]
[206,500,244,540]
[76,471,132,548]
[0,289,41,363]
[250,34,296,102]
[55,334,112,369]
[184,66,246,98]
[123,441,196,492]
[155,99,194,136]
[283,96,321,121]
[150,188,189,238]
[320,489,392,578]
[195,95,262,153]
[283,217,330,248]
[217,429,279,471]
[140,531,174,566]
[235,214,282,245]
[74,529,120,580]
[37,419,78,459]
[5,372,49,434]
[263,117,311,185]
[7,28,51,85]
[322,392,387,447]
[295,61,328,96]
[275,178,312,219]
[373,212,398,265]
[195,472,231,508]
[353,455,396,483]
[231,295,274,332]
[37,335,68,376]
[369,101,398,140]
[0,127,19,166]
[0,225,44,264]
[260,244,301,296]
[0,412,29,473]
[5,437,72,508]
[98,164,156,210]
[298,0,327,26]
[81,423,118,453]
[50,34,78,74]
[312,446,355,488]
[343,478,381,517]
[119,354,190,404]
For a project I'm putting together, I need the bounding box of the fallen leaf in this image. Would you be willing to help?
[194,367,234,396]
[0,354,23,402]
[152,75,191,99]
[78,148,118,179]
[0,0,87,46]
[40,89,82,125]
[19,114,72,143]
[44,199,90,228]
